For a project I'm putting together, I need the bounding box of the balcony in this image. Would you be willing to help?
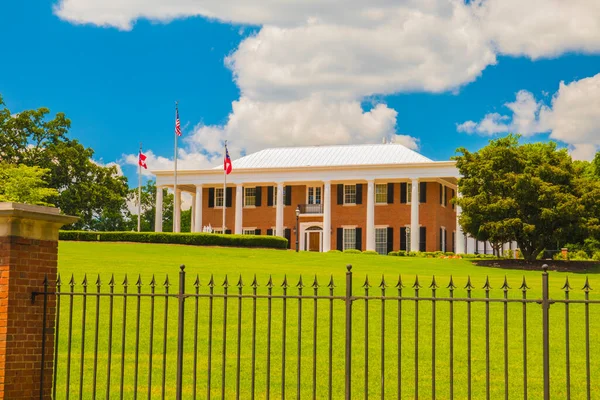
[298,203,323,214]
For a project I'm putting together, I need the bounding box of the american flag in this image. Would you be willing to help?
[175,107,182,137]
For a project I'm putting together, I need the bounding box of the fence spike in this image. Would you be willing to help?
[561,276,571,292]
[447,275,456,290]
[222,275,230,288]
[483,276,492,290]
[519,275,529,291]
[95,274,101,287]
[57,273,62,288]
[236,275,244,288]
[149,274,156,288]
[464,275,474,290]
[122,274,129,287]
[395,275,404,289]
[69,274,76,288]
[327,274,335,288]
[412,275,421,289]
[136,274,142,288]
[501,275,511,291]
[379,274,388,289]
[311,274,319,289]
[193,274,201,288]
[362,275,371,288]
[281,274,289,289]
[266,275,274,288]
[108,274,115,287]
[208,274,215,288]
[296,275,304,288]
[251,274,259,288]
[82,274,88,288]
[163,274,171,288]
[429,275,438,289]
[582,276,593,292]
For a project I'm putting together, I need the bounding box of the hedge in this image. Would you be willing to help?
[59,231,288,250]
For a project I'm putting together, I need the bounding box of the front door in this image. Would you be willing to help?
[308,232,320,252]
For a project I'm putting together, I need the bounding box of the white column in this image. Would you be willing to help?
[235,184,243,234]
[455,202,465,254]
[155,186,163,232]
[366,180,375,251]
[322,181,331,252]
[276,182,284,237]
[410,179,420,252]
[191,194,196,233]
[194,185,202,233]
[174,189,182,233]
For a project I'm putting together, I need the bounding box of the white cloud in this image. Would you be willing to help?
[457,73,600,160]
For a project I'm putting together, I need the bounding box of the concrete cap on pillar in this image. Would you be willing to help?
[0,202,79,241]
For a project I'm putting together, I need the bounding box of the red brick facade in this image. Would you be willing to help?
[0,236,57,399]
[201,182,456,252]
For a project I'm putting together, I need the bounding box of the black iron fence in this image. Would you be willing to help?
[32,265,598,399]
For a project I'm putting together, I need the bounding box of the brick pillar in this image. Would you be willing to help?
[0,203,77,399]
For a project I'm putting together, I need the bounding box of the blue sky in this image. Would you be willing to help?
[1,1,599,186]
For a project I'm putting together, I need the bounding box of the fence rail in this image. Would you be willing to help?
[32,265,597,399]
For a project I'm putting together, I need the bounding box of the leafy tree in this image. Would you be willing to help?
[0,163,58,205]
[592,151,600,179]
[0,95,130,229]
[454,134,585,261]
[128,180,174,232]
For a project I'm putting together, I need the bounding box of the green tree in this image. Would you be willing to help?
[0,95,130,229]
[454,134,584,261]
[0,163,58,205]
[128,180,174,232]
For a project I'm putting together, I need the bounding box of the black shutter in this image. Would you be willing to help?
[419,227,426,252]
[208,188,215,208]
[387,183,394,204]
[337,185,344,205]
[356,184,362,205]
[387,227,394,254]
[255,229,261,235]
[284,186,292,206]
[267,228,273,236]
[452,232,455,253]
[255,186,262,207]
[284,229,291,249]
[267,186,274,206]
[355,228,362,251]
[400,183,407,204]
[439,184,443,204]
[400,227,407,251]
[225,229,232,234]
[440,228,443,251]
[336,228,343,251]
[451,189,455,210]
[419,182,427,203]
[226,188,233,207]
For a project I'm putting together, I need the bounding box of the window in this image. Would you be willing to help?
[244,187,256,207]
[406,183,419,204]
[343,228,356,250]
[375,228,388,255]
[406,227,412,251]
[344,185,356,204]
[243,229,256,235]
[375,184,387,204]
[213,229,223,234]
[307,186,322,204]
[273,186,278,206]
[441,227,447,251]
[215,188,224,207]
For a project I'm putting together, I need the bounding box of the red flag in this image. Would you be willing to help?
[224,145,232,175]
[138,151,148,169]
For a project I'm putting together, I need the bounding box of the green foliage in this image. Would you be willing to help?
[0,163,58,205]
[503,249,514,259]
[362,250,379,255]
[387,251,399,256]
[327,250,342,253]
[343,249,361,254]
[59,231,288,249]
[593,251,600,261]
[569,250,591,261]
[128,181,174,232]
[454,134,588,261]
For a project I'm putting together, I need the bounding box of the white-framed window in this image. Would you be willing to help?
[244,187,256,207]
[441,185,447,207]
[405,226,412,251]
[375,227,388,255]
[375,184,387,204]
[273,186,278,206]
[307,186,322,205]
[215,188,224,207]
[269,227,277,235]
[213,229,224,234]
[441,227,447,251]
[343,228,356,250]
[406,183,420,205]
[243,228,256,235]
[344,185,356,205]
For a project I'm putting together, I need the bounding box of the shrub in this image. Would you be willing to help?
[388,251,399,256]
[569,250,590,261]
[444,252,455,256]
[593,251,600,261]
[503,249,514,259]
[328,249,342,253]
[343,249,361,254]
[397,250,406,257]
[59,231,288,249]
[362,250,379,255]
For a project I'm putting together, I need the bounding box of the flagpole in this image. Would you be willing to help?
[173,102,178,233]
[138,142,142,232]
[222,140,227,233]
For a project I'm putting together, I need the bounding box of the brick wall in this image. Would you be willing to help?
[0,236,57,399]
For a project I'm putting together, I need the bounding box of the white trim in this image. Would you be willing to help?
[299,222,324,252]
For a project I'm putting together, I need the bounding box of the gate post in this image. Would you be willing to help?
[541,264,550,400]
[345,265,353,400]
[0,202,77,399]
[175,265,186,400]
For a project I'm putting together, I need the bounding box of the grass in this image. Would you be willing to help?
[54,242,600,399]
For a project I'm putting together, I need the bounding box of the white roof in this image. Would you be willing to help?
[217,143,433,170]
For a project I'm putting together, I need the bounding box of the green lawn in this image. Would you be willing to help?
[54,242,600,399]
